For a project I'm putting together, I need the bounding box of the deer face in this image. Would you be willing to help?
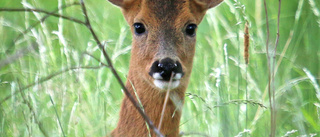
[109,0,223,91]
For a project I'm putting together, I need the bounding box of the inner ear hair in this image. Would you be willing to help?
[193,0,224,10]
[108,0,134,9]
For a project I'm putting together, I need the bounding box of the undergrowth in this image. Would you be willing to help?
[0,0,319,136]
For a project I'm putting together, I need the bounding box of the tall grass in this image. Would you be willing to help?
[0,0,319,136]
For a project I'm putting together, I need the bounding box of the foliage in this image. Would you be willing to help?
[0,0,319,136]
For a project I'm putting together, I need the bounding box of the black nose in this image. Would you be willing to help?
[149,58,184,81]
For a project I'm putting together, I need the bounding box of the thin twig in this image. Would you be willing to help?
[263,0,270,60]
[273,0,281,53]
[49,95,66,137]
[0,8,85,25]
[274,31,292,76]
[263,0,274,136]
[83,52,108,67]
[158,73,174,131]
[13,2,80,42]
[0,65,104,105]
[271,0,281,136]
[79,0,163,136]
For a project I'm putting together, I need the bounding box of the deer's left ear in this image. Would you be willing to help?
[108,0,134,9]
[193,0,224,10]
[208,0,224,9]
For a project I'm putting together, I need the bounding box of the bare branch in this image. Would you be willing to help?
[0,3,81,69]
[13,2,80,42]
[79,0,163,136]
[0,7,85,25]
[271,0,281,136]
[83,51,109,67]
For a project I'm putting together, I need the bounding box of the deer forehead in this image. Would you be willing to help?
[124,0,203,28]
[144,0,192,23]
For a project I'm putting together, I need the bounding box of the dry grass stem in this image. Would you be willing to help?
[49,95,66,137]
[158,73,174,131]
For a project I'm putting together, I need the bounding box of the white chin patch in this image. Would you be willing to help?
[154,79,180,90]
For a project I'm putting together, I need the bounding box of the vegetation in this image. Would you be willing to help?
[0,0,319,136]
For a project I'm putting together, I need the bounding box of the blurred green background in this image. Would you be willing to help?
[0,0,319,136]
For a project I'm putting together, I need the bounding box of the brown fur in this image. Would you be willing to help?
[108,0,223,136]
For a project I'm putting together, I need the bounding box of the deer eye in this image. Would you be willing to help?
[133,23,146,35]
[185,24,197,37]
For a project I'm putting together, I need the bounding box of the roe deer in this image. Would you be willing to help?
[108,0,223,136]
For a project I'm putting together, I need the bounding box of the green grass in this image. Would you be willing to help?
[0,0,319,136]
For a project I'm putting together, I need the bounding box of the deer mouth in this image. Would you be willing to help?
[148,58,185,90]
[151,72,184,90]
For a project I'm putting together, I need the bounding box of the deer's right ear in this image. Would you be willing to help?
[193,0,224,11]
[108,0,134,8]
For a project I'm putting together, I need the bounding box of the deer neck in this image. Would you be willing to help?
[112,68,187,136]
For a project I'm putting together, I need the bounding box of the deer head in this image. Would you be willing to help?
[108,0,223,136]
[109,0,222,91]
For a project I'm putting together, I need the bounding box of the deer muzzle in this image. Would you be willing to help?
[149,58,184,90]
